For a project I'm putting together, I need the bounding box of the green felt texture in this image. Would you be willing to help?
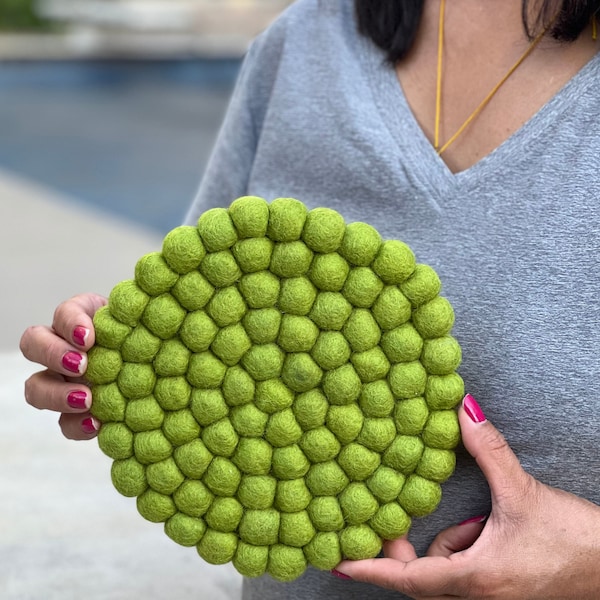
[88,196,463,580]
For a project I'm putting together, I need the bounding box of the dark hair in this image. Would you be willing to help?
[356,0,600,63]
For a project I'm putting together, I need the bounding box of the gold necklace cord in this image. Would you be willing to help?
[434,1,551,156]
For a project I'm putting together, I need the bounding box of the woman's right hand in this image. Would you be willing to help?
[20,293,108,440]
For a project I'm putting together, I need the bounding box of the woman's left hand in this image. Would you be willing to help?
[335,394,600,599]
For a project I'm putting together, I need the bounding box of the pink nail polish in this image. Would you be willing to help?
[62,351,83,374]
[67,391,88,409]
[331,569,352,580]
[81,417,100,434]
[73,326,89,347]
[463,393,486,423]
[459,515,487,526]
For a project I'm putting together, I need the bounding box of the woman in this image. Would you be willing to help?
[20,0,600,598]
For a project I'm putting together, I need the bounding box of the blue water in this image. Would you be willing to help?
[0,59,240,233]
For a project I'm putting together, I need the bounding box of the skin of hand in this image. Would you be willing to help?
[20,293,107,440]
[335,394,600,599]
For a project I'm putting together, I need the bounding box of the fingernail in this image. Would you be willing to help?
[73,326,89,347]
[81,417,100,434]
[463,393,486,423]
[67,390,88,409]
[459,515,487,526]
[331,569,352,580]
[62,351,84,374]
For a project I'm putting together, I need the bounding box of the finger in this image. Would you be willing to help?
[59,412,100,440]
[24,370,91,413]
[52,293,107,349]
[383,535,418,562]
[426,517,486,558]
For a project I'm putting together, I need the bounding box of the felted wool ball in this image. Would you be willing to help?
[88,195,464,581]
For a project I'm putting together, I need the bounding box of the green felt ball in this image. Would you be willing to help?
[271,445,310,480]
[308,253,349,291]
[281,353,323,393]
[342,267,384,308]
[197,529,238,565]
[146,457,185,495]
[232,238,274,273]
[372,285,412,331]
[93,306,131,349]
[108,280,149,327]
[222,365,256,407]
[120,325,161,363]
[230,404,268,437]
[200,250,242,288]
[137,489,176,523]
[242,344,284,381]
[91,383,126,422]
[351,347,391,383]
[187,352,227,389]
[165,513,206,547]
[277,276,317,315]
[142,293,186,340]
[381,323,424,363]
[154,376,191,411]
[162,226,206,274]
[173,439,213,479]
[270,241,313,278]
[397,474,442,517]
[300,427,341,463]
[179,311,218,353]
[310,331,351,371]
[239,271,280,309]
[255,378,294,414]
[304,532,342,571]
[292,389,328,431]
[279,511,316,547]
[326,404,364,445]
[358,417,396,452]
[124,396,164,432]
[400,263,442,307]
[239,509,280,546]
[201,418,239,458]
[228,196,270,238]
[278,315,319,353]
[370,502,411,539]
[359,380,395,418]
[153,339,191,377]
[203,456,241,497]
[337,443,381,481]
[267,545,307,582]
[367,466,406,504]
[171,271,215,312]
[372,240,416,285]
[383,435,424,475]
[205,497,244,532]
[232,437,273,475]
[420,336,462,375]
[190,388,228,426]
[416,447,456,483]
[233,542,269,578]
[412,296,455,339]
[135,253,179,296]
[339,525,381,560]
[394,397,430,436]
[98,422,134,460]
[305,461,349,496]
[87,346,123,385]
[309,292,352,331]
[196,208,238,252]
[134,430,173,465]
[425,373,465,410]
[274,479,312,513]
[162,409,200,446]
[211,324,252,366]
[422,410,461,450]
[117,362,156,400]
[267,197,308,242]
[388,361,428,399]
[173,479,213,517]
[207,286,246,328]
[339,221,382,266]
[265,409,303,448]
[322,364,361,405]
[302,207,346,253]
[242,308,281,344]
[339,482,379,524]
[111,457,147,497]
[237,475,277,510]
[342,309,381,352]
[307,496,344,532]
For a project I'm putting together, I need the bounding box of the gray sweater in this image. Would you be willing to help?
[185,1,600,598]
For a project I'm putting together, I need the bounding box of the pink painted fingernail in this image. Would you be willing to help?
[463,393,486,423]
[73,326,89,347]
[331,569,352,580]
[81,417,100,434]
[67,391,88,409]
[459,515,487,526]
[62,351,84,374]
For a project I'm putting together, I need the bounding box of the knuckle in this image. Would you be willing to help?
[23,376,37,408]
[19,325,42,357]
